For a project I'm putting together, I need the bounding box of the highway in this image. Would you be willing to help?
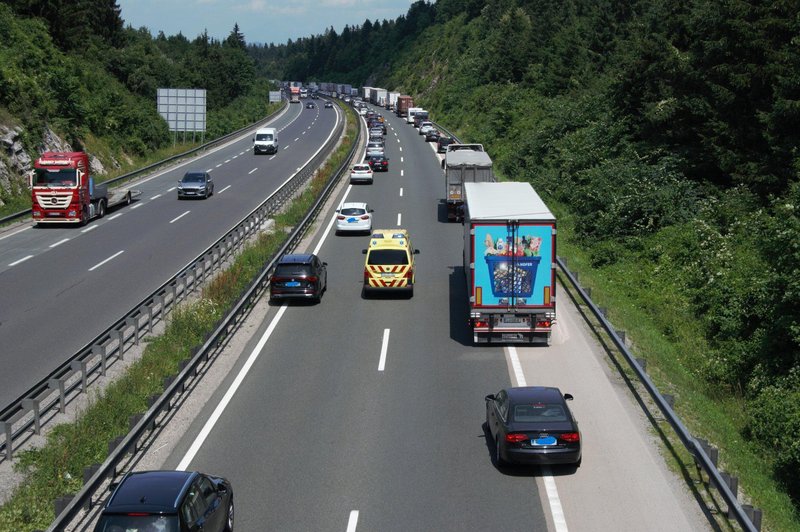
[151,103,712,531]
[0,100,341,406]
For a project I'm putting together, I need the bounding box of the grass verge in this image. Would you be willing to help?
[0,101,357,532]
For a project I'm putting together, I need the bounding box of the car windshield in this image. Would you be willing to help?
[95,514,180,531]
[340,208,366,216]
[182,174,205,183]
[275,264,312,277]
[368,249,409,265]
[33,168,77,187]
[511,403,568,423]
[255,133,273,141]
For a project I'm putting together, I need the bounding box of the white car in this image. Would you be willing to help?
[419,121,434,135]
[336,202,373,234]
[349,163,373,184]
[359,107,368,116]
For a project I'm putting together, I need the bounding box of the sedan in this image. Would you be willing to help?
[367,154,389,172]
[94,470,233,532]
[270,253,327,303]
[418,122,434,135]
[336,202,373,234]
[306,102,315,109]
[437,136,453,153]
[425,128,440,142]
[325,101,333,108]
[350,163,374,184]
[485,386,581,467]
[177,171,213,199]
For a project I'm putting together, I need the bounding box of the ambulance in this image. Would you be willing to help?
[362,229,419,297]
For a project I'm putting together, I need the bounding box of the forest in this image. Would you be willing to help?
[0,0,274,211]
[253,0,800,523]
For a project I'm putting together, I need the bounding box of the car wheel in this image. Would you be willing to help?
[224,497,234,532]
[495,436,507,467]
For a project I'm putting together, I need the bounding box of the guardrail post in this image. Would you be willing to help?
[584,287,592,298]
[146,304,155,333]
[21,398,41,434]
[94,344,108,376]
[108,435,124,455]
[70,360,88,393]
[599,307,608,317]
[742,505,762,530]
[54,494,75,521]
[616,330,626,344]
[126,317,139,346]
[719,471,738,497]
[116,327,126,360]
[696,438,719,467]
[1,421,12,460]
[169,283,177,306]
[636,357,647,371]
[49,378,66,414]
[82,464,101,509]
[663,393,675,408]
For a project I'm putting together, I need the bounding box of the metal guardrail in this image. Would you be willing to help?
[0,100,348,463]
[42,99,362,532]
[0,100,289,226]
[431,119,762,532]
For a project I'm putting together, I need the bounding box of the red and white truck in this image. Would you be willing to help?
[30,151,140,225]
[463,182,556,345]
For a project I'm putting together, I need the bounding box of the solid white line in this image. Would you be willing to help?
[378,329,390,371]
[49,238,70,248]
[150,194,162,200]
[107,213,123,220]
[219,185,231,193]
[397,212,402,226]
[346,510,359,532]
[88,250,124,271]
[249,168,258,174]
[399,188,403,197]
[177,304,289,471]
[543,469,569,532]
[131,203,143,210]
[169,211,190,224]
[9,255,33,267]
[81,225,97,233]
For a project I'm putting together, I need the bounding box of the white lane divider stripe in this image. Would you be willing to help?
[219,185,231,193]
[400,169,404,177]
[9,255,33,267]
[249,168,257,174]
[131,203,142,210]
[107,213,123,221]
[294,138,299,142]
[397,213,402,226]
[150,194,162,200]
[81,225,97,233]
[225,159,231,163]
[168,187,177,192]
[378,329,390,372]
[216,163,222,168]
[270,155,276,160]
[399,188,403,197]
[169,211,190,224]
[346,510,359,532]
[206,168,213,173]
[49,238,69,248]
[89,250,124,271]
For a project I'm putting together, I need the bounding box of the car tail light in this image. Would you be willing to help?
[337,215,346,220]
[560,432,580,443]
[505,433,528,444]
[364,270,370,281]
[360,215,370,220]
[306,276,318,283]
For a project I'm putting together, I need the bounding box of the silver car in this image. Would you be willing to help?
[349,163,374,184]
[335,202,373,234]
[177,171,214,199]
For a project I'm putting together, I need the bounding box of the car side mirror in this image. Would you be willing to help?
[323,262,328,266]
[362,249,367,254]
[564,394,574,401]
[485,394,495,402]
[414,249,420,255]
[369,209,374,213]
[217,484,228,494]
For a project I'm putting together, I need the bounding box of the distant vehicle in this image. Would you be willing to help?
[437,136,453,153]
[367,154,389,172]
[349,163,374,184]
[366,140,384,151]
[270,253,327,303]
[93,470,233,532]
[359,107,367,116]
[369,127,384,139]
[362,229,419,298]
[418,121,434,135]
[443,144,493,221]
[177,171,214,199]
[425,128,440,142]
[336,202,373,234]
[289,86,300,103]
[253,127,279,155]
[413,112,430,128]
[306,102,315,109]
[325,101,333,108]
[485,386,581,467]
[396,95,414,117]
[365,146,385,159]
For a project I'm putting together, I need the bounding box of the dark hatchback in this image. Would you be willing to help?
[94,470,233,532]
[437,136,453,153]
[425,128,440,142]
[270,253,327,303]
[367,154,389,172]
[485,386,581,467]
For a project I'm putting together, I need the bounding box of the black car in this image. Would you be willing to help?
[177,171,214,199]
[324,101,333,108]
[485,386,581,467]
[425,128,440,142]
[94,470,233,532]
[306,102,315,109]
[437,136,453,153]
[270,253,327,303]
[367,154,389,172]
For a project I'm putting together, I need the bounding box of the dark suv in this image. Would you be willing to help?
[94,470,233,532]
[270,253,328,303]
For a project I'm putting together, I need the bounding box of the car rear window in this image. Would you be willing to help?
[353,165,370,171]
[512,403,567,423]
[275,264,312,276]
[368,249,409,265]
[95,514,180,531]
[340,208,365,216]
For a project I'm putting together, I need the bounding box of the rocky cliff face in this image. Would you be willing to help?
[0,125,107,209]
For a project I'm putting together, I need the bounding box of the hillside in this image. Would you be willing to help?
[252,0,800,526]
[0,1,275,215]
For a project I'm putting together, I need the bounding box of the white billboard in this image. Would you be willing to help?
[157,88,207,132]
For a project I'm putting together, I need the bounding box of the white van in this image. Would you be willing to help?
[253,128,279,155]
[406,107,423,124]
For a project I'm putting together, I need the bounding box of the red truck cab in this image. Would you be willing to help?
[31,151,106,225]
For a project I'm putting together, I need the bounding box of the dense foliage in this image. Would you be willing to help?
[252,0,800,514]
[0,1,270,172]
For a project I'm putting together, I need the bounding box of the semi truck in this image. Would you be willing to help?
[30,151,140,225]
[443,144,495,221]
[289,86,301,103]
[387,92,400,110]
[463,182,556,345]
[396,96,413,117]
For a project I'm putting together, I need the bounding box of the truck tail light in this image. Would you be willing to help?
[536,320,552,328]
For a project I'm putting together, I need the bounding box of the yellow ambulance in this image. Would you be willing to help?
[362,229,419,297]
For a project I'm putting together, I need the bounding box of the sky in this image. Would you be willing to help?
[117,0,418,46]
